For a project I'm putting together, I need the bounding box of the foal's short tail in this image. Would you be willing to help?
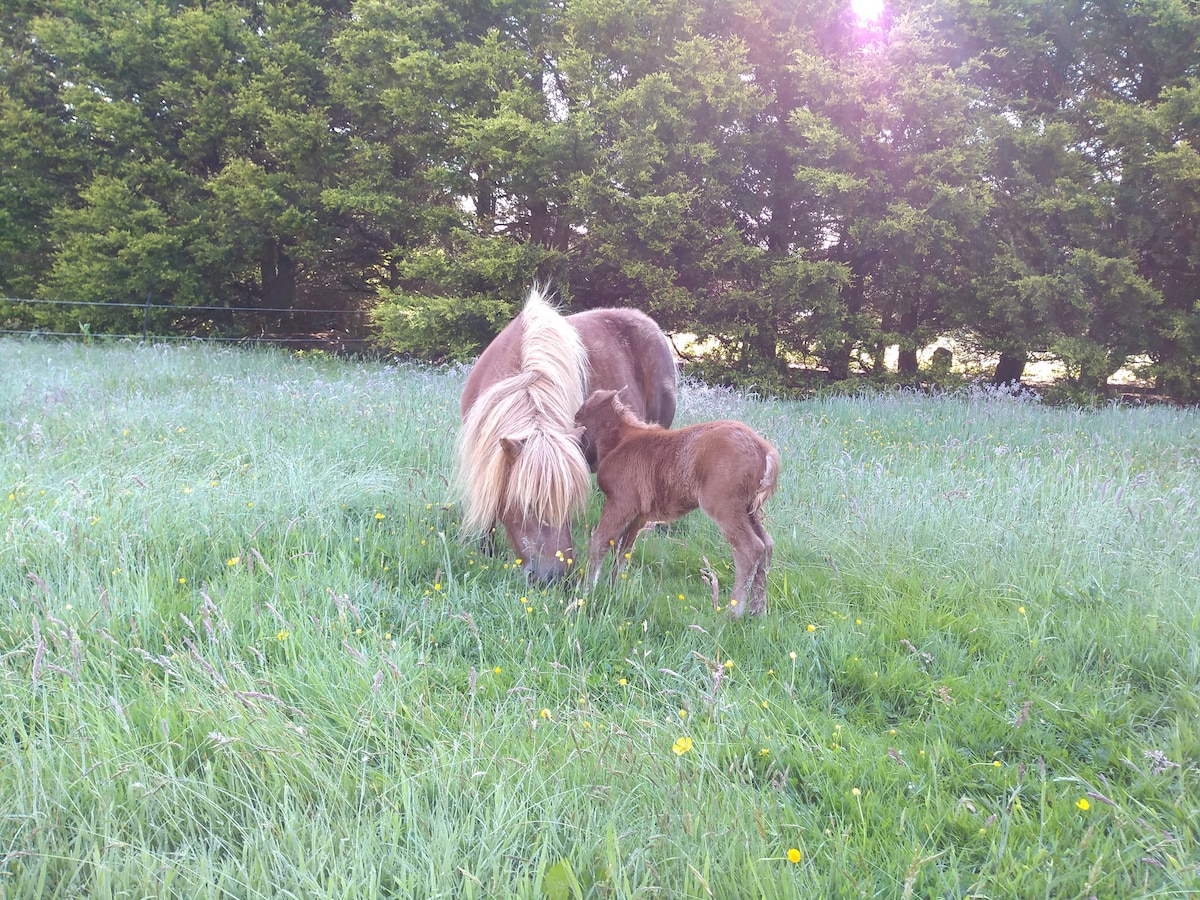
[752,446,781,514]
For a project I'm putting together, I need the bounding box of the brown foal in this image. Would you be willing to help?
[575,389,780,617]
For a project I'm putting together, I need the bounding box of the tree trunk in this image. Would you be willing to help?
[260,242,296,313]
[896,297,920,376]
[825,340,853,382]
[824,267,865,382]
[743,303,779,371]
[992,350,1027,385]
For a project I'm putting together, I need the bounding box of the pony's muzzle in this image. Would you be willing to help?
[525,556,571,585]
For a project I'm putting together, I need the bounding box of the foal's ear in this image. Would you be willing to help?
[500,436,525,461]
[570,425,587,445]
[587,388,619,407]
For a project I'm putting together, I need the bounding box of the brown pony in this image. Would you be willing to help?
[575,389,780,617]
[458,286,677,583]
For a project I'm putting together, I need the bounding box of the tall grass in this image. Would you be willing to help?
[1,338,1197,898]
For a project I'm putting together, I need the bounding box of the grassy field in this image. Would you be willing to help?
[1,338,1197,899]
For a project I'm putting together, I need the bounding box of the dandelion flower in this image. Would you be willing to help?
[679,709,688,718]
[277,630,290,641]
[618,678,628,686]
[672,736,693,755]
[493,666,502,674]
[540,708,551,719]
[375,512,385,520]
[807,624,816,632]
[724,659,734,669]
[227,557,240,566]
[1076,797,1090,811]
[851,787,861,796]
[787,848,801,864]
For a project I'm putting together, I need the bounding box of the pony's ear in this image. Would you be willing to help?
[570,425,587,445]
[500,436,525,461]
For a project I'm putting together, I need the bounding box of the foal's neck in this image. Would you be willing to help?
[596,410,656,460]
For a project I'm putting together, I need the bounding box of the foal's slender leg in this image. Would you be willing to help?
[587,500,638,589]
[708,508,765,618]
[746,510,774,616]
[611,514,647,582]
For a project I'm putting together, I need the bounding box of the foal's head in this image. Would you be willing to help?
[575,389,634,460]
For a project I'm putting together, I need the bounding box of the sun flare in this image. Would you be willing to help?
[851,0,886,25]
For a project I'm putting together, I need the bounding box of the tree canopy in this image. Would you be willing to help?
[3,0,1199,396]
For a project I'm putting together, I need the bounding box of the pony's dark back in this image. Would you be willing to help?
[567,307,677,428]
[459,302,676,428]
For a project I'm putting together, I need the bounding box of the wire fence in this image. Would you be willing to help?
[0,295,373,348]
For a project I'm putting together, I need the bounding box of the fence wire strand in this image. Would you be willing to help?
[1,295,371,347]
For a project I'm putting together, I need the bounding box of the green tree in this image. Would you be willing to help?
[0,0,87,307]
[10,0,345,334]
[943,0,1196,388]
[338,0,573,355]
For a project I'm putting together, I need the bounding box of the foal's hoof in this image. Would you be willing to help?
[727,598,764,619]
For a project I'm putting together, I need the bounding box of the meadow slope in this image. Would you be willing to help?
[1,339,1197,898]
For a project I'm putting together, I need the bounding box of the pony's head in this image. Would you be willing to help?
[495,425,589,582]
[457,286,592,583]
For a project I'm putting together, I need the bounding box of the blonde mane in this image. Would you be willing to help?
[457,286,591,536]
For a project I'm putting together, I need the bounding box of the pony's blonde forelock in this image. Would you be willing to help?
[457,286,591,536]
[519,285,589,413]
